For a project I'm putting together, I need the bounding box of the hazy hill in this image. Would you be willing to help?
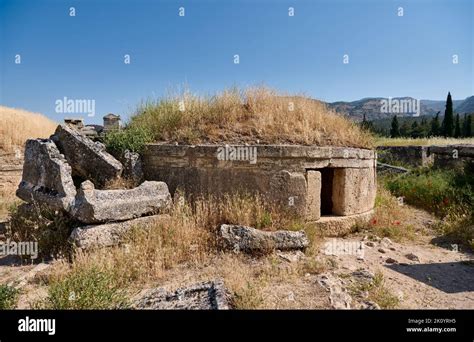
[326,97,471,121]
[455,96,474,114]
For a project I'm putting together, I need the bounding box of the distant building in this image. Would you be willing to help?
[103,113,122,132]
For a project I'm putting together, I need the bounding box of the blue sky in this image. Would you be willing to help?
[1,0,472,124]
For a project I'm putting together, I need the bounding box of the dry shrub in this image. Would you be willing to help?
[103,177,137,190]
[0,106,57,152]
[130,86,373,148]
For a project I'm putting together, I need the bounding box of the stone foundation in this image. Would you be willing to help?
[143,144,377,230]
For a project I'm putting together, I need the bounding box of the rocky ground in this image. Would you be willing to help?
[2,207,472,310]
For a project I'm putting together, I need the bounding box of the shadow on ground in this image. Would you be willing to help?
[387,261,474,293]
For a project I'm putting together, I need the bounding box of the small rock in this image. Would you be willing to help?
[359,301,380,310]
[378,248,386,253]
[219,224,309,255]
[381,237,393,247]
[386,257,398,264]
[405,253,420,262]
[365,241,376,248]
[133,280,231,310]
[277,250,305,263]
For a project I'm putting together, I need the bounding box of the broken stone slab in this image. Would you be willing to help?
[16,139,77,211]
[219,224,309,254]
[133,280,231,310]
[51,124,123,186]
[71,180,171,224]
[69,214,171,249]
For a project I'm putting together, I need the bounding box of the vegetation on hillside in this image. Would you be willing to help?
[361,92,473,140]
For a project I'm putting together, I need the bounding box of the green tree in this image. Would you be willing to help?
[390,115,400,138]
[410,121,423,138]
[430,112,440,136]
[462,114,472,137]
[454,114,461,138]
[400,120,411,137]
[441,92,454,137]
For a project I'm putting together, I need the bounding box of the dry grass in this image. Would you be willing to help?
[0,106,57,152]
[376,136,474,147]
[354,186,431,242]
[0,185,20,219]
[39,194,327,309]
[130,87,374,148]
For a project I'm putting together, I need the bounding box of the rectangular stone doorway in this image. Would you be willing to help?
[306,168,335,221]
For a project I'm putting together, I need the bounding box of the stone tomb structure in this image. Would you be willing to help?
[143,145,377,235]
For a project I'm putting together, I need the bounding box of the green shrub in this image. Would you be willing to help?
[385,168,473,218]
[0,284,19,309]
[384,166,473,247]
[104,125,153,155]
[42,267,128,309]
[8,203,73,260]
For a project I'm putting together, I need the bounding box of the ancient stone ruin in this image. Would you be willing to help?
[15,124,171,249]
[143,144,377,236]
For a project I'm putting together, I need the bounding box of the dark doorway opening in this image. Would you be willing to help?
[320,168,335,215]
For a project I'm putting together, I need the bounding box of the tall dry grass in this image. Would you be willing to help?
[40,194,319,309]
[0,106,57,152]
[129,87,374,148]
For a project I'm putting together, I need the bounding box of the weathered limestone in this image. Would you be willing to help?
[16,139,76,211]
[305,170,321,221]
[142,144,377,228]
[219,224,309,254]
[377,146,433,167]
[332,167,376,216]
[51,125,122,186]
[69,214,170,249]
[71,180,171,224]
[312,210,374,237]
[119,150,144,183]
[133,280,231,310]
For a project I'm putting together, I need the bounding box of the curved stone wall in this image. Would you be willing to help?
[142,144,377,222]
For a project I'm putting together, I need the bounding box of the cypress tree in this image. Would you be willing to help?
[463,114,472,137]
[430,112,440,136]
[390,115,400,138]
[441,92,454,137]
[454,114,461,138]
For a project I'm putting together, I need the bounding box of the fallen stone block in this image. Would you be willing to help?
[71,180,171,224]
[69,214,171,249]
[51,124,122,186]
[133,280,231,310]
[16,139,76,211]
[219,224,309,254]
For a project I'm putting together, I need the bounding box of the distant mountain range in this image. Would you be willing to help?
[325,96,473,121]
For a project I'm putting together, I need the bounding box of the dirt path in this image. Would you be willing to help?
[319,233,474,309]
